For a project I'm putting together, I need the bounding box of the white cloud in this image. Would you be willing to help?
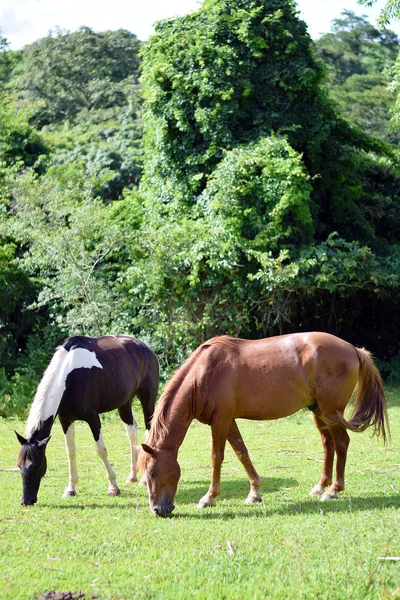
[1,8,31,35]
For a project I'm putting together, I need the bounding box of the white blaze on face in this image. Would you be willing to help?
[26,347,103,437]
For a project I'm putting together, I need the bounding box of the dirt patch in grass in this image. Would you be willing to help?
[37,592,97,600]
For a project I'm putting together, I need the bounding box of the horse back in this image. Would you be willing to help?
[194,332,359,422]
[59,335,158,419]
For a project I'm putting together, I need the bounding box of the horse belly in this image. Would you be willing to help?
[235,367,311,421]
[96,379,136,413]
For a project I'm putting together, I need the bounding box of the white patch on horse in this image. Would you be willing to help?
[26,346,103,438]
[23,459,32,469]
[124,421,139,483]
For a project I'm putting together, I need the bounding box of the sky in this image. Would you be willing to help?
[1,0,399,50]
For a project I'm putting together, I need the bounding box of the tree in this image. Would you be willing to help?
[141,0,332,207]
[358,0,400,27]
[0,32,22,86]
[135,0,400,365]
[7,28,144,202]
[0,94,49,378]
[357,1,400,128]
[0,94,48,172]
[6,169,126,335]
[42,89,144,202]
[12,27,142,126]
[315,10,399,141]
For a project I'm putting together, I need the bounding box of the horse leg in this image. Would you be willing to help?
[309,412,334,497]
[87,411,120,496]
[227,419,262,504]
[197,419,230,509]
[137,376,158,434]
[59,417,78,497]
[320,426,350,501]
[136,381,158,486]
[118,403,139,484]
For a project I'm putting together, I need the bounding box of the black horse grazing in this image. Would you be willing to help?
[15,335,159,506]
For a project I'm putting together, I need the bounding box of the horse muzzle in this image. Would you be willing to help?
[152,502,175,517]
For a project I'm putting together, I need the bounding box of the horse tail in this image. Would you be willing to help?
[322,347,390,443]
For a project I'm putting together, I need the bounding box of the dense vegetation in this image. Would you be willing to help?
[1,0,400,417]
[315,10,400,141]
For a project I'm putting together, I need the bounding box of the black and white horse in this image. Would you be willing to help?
[15,335,159,505]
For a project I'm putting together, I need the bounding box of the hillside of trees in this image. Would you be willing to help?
[1,0,400,417]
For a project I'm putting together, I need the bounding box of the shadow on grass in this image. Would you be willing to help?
[38,501,130,510]
[34,491,400,521]
[178,476,298,504]
[172,492,400,520]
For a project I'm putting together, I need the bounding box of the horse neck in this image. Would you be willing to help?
[152,389,194,454]
[28,415,54,442]
[25,346,69,438]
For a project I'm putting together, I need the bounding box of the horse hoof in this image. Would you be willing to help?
[309,484,325,497]
[245,494,262,504]
[197,498,215,509]
[126,475,137,484]
[320,490,338,502]
[107,488,121,497]
[62,490,76,498]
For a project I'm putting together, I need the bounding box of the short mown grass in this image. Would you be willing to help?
[1,386,399,600]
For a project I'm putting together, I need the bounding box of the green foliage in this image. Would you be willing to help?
[1,0,400,403]
[0,325,59,418]
[315,11,399,142]
[199,136,314,251]
[356,1,400,129]
[0,95,50,381]
[358,0,400,27]
[138,0,400,367]
[115,136,313,369]
[0,243,41,376]
[42,90,144,202]
[389,55,400,128]
[141,0,329,205]
[12,27,142,126]
[0,32,22,87]
[5,169,126,335]
[7,27,145,203]
[0,94,48,173]
[316,10,399,84]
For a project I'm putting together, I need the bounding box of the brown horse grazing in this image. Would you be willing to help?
[138,332,389,517]
[16,335,159,505]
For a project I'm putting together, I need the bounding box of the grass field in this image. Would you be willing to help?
[1,386,399,600]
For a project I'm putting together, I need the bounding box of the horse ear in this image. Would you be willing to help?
[141,443,156,456]
[15,431,27,445]
[37,436,51,448]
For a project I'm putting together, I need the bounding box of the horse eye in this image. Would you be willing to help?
[150,469,159,478]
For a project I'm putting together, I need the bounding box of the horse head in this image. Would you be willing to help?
[15,431,51,506]
[141,443,180,517]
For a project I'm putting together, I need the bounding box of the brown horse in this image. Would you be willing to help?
[138,332,389,516]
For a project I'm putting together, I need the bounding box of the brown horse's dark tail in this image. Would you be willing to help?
[321,347,390,443]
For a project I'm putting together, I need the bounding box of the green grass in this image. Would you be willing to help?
[1,386,399,600]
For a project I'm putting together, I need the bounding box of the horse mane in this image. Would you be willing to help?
[25,345,69,438]
[144,336,238,449]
